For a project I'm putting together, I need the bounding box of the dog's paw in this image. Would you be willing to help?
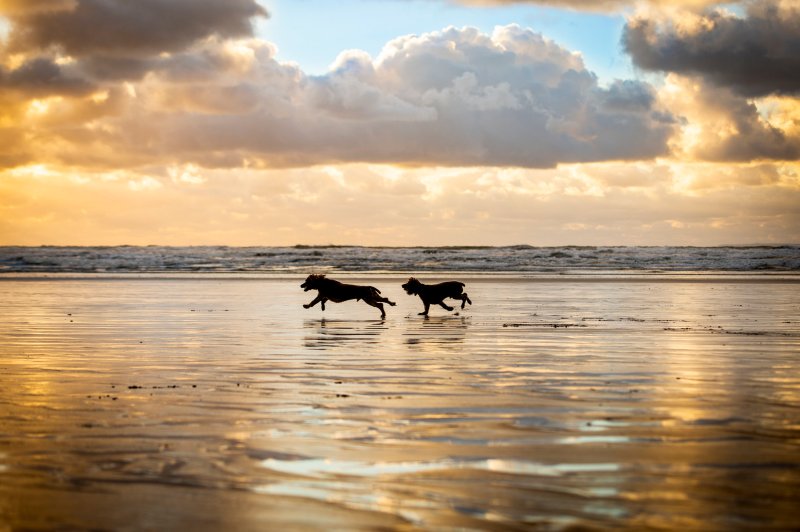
[303,304,310,309]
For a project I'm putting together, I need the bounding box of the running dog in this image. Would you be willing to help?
[301,274,396,318]
[401,278,472,316]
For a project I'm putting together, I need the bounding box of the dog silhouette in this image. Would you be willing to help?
[301,274,396,318]
[401,277,472,316]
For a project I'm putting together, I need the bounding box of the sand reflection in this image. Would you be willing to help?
[302,318,388,350]
[403,315,470,351]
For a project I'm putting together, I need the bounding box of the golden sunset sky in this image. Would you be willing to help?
[1,0,798,246]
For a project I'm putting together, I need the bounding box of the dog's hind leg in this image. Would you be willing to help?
[439,302,454,311]
[365,300,386,318]
[461,293,472,308]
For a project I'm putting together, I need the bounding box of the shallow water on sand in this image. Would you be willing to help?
[1,277,799,530]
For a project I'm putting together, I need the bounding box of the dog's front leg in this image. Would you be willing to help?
[439,301,454,311]
[321,298,327,311]
[304,295,323,309]
[419,301,430,316]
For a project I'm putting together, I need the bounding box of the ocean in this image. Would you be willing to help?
[1,245,798,274]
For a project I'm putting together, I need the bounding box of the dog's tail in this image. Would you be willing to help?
[369,286,395,305]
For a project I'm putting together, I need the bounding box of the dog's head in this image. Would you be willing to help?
[301,274,325,291]
[402,277,422,295]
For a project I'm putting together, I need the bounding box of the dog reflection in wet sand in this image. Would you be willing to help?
[301,274,396,318]
[402,278,472,316]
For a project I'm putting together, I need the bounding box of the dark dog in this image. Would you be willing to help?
[401,277,472,316]
[301,274,396,318]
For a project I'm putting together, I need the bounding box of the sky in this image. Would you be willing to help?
[0,0,798,246]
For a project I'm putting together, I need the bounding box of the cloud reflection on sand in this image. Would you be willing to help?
[259,456,620,478]
[255,459,626,525]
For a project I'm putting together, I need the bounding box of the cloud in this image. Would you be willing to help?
[623,1,800,97]
[661,75,800,162]
[3,0,267,57]
[4,5,796,171]
[0,125,30,167]
[0,23,678,170]
[0,57,94,96]
[0,0,76,16]
[1,1,268,84]
[454,0,724,12]
[3,162,798,246]
[307,51,437,122]
[91,25,677,169]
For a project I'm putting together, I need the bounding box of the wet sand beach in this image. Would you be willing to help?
[1,276,799,530]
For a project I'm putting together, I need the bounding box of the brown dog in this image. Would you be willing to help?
[401,277,472,316]
[301,274,396,318]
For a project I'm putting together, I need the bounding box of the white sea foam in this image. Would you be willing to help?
[1,245,798,273]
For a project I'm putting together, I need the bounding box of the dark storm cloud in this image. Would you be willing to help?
[623,1,800,97]
[5,0,268,57]
[78,56,155,82]
[599,79,656,112]
[0,57,94,96]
